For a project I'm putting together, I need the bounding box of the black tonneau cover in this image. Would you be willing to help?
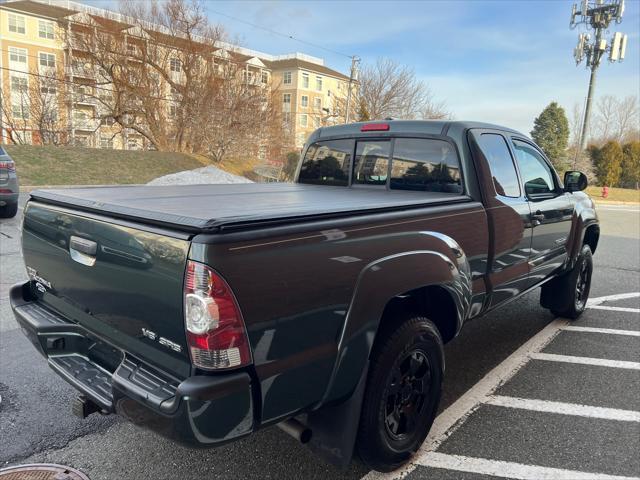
[30,183,470,233]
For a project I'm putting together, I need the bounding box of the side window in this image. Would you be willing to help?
[353,140,390,186]
[476,133,520,197]
[512,139,556,197]
[298,139,353,186]
[391,138,462,193]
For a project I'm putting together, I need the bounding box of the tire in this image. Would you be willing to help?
[356,316,444,472]
[542,244,593,320]
[0,202,18,219]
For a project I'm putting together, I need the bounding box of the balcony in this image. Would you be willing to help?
[72,117,99,132]
[66,64,95,79]
[73,93,98,107]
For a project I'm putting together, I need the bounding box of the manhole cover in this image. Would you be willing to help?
[0,464,89,480]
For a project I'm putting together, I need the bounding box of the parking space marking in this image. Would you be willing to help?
[414,452,640,480]
[486,395,640,422]
[563,326,640,336]
[587,293,640,306]
[588,305,640,313]
[362,318,570,480]
[362,294,640,480]
[531,352,640,370]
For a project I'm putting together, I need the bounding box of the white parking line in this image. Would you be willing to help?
[362,318,569,480]
[562,325,640,336]
[486,395,640,422]
[361,293,640,480]
[415,452,640,480]
[531,353,640,370]
[587,292,640,306]
[588,305,640,313]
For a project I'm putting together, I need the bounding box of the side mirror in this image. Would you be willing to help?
[564,171,588,192]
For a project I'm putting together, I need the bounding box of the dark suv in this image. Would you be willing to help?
[0,146,19,218]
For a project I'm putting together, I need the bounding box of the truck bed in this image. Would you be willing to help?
[30,183,471,233]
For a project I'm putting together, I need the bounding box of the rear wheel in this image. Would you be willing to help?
[356,316,443,472]
[0,202,18,219]
[542,244,593,320]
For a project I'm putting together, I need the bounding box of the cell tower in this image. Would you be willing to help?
[570,0,627,150]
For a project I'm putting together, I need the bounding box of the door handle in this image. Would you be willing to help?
[69,236,97,266]
[531,211,545,225]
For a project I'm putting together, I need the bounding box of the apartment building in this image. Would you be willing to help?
[0,0,351,150]
[268,57,351,148]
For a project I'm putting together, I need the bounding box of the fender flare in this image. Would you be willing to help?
[567,196,599,269]
[320,231,472,407]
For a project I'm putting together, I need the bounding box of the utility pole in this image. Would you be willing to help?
[344,56,360,124]
[571,0,627,150]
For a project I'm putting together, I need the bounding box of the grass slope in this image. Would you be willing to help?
[586,186,640,203]
[4,144,206,186]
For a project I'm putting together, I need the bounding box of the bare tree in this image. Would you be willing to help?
[0,69,70,145]
[354,58,450,121]
[66,0,282,162]
[589,94,639,145]
[569,102,583,148]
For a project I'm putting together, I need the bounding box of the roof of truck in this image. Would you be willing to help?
[313,120,524,139]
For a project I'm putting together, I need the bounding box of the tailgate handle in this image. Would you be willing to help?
[69,236,97,266]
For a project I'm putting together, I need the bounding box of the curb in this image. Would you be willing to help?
[592,200,640,206]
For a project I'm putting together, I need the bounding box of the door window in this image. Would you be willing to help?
[353,140,390,186]
[512,139,556,197]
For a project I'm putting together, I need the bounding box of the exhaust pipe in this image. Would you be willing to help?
[277,418,312,444]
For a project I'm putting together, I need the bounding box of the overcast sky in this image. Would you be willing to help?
[94,0,639,134]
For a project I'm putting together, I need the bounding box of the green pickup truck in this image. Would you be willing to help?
[11,120,599,472]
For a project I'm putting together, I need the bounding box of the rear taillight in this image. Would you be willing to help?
[361,123,390,132]
[184,260,251,370]
[0,161,16,171]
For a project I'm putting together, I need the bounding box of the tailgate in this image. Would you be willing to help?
[21,201,192,378]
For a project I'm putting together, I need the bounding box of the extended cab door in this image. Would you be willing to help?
[509,137,575,285]
[469,130,533,308]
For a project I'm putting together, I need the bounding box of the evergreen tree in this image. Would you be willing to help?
[591,141,623,187]
[531,102,570,170]
[621,141,640,189]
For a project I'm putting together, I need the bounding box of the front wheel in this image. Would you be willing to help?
[542,244,593,320]
[356,316,444,472]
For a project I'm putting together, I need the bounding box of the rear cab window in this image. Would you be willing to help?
[298,139,353,186]
[300,136,463,194]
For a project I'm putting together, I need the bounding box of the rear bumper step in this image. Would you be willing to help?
[11,281,255,446]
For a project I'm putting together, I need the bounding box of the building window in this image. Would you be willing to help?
[302,72,309,88]
[283,71,292,85]
[283,93,291,112]
[128,138,142,150]
[301,95,309,108]
[316,76,323,91]
[9,47,27,64]
[300,114,308,127]
[8,13,26,34]
[170,58,181,72]
[10,75,28,93]
[39,53,56,68]
[40,85,57,95]
[12,103,29,120]
[13,131,33,144]
[313,116,321,128]
[261,71,268,84]
[314,97,322,111]
[38,20,55,39]
[100,136,114,149]
[283,112,292,126]
[168,105,178,117]
[101,116,115,126]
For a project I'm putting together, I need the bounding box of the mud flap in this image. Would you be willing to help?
[305,361,369,469]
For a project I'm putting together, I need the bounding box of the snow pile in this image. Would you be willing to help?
[147,165,253,185]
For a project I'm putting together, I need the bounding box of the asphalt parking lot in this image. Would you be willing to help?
[1,195,638,480]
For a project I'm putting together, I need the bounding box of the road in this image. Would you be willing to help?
[1,196,638,480]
